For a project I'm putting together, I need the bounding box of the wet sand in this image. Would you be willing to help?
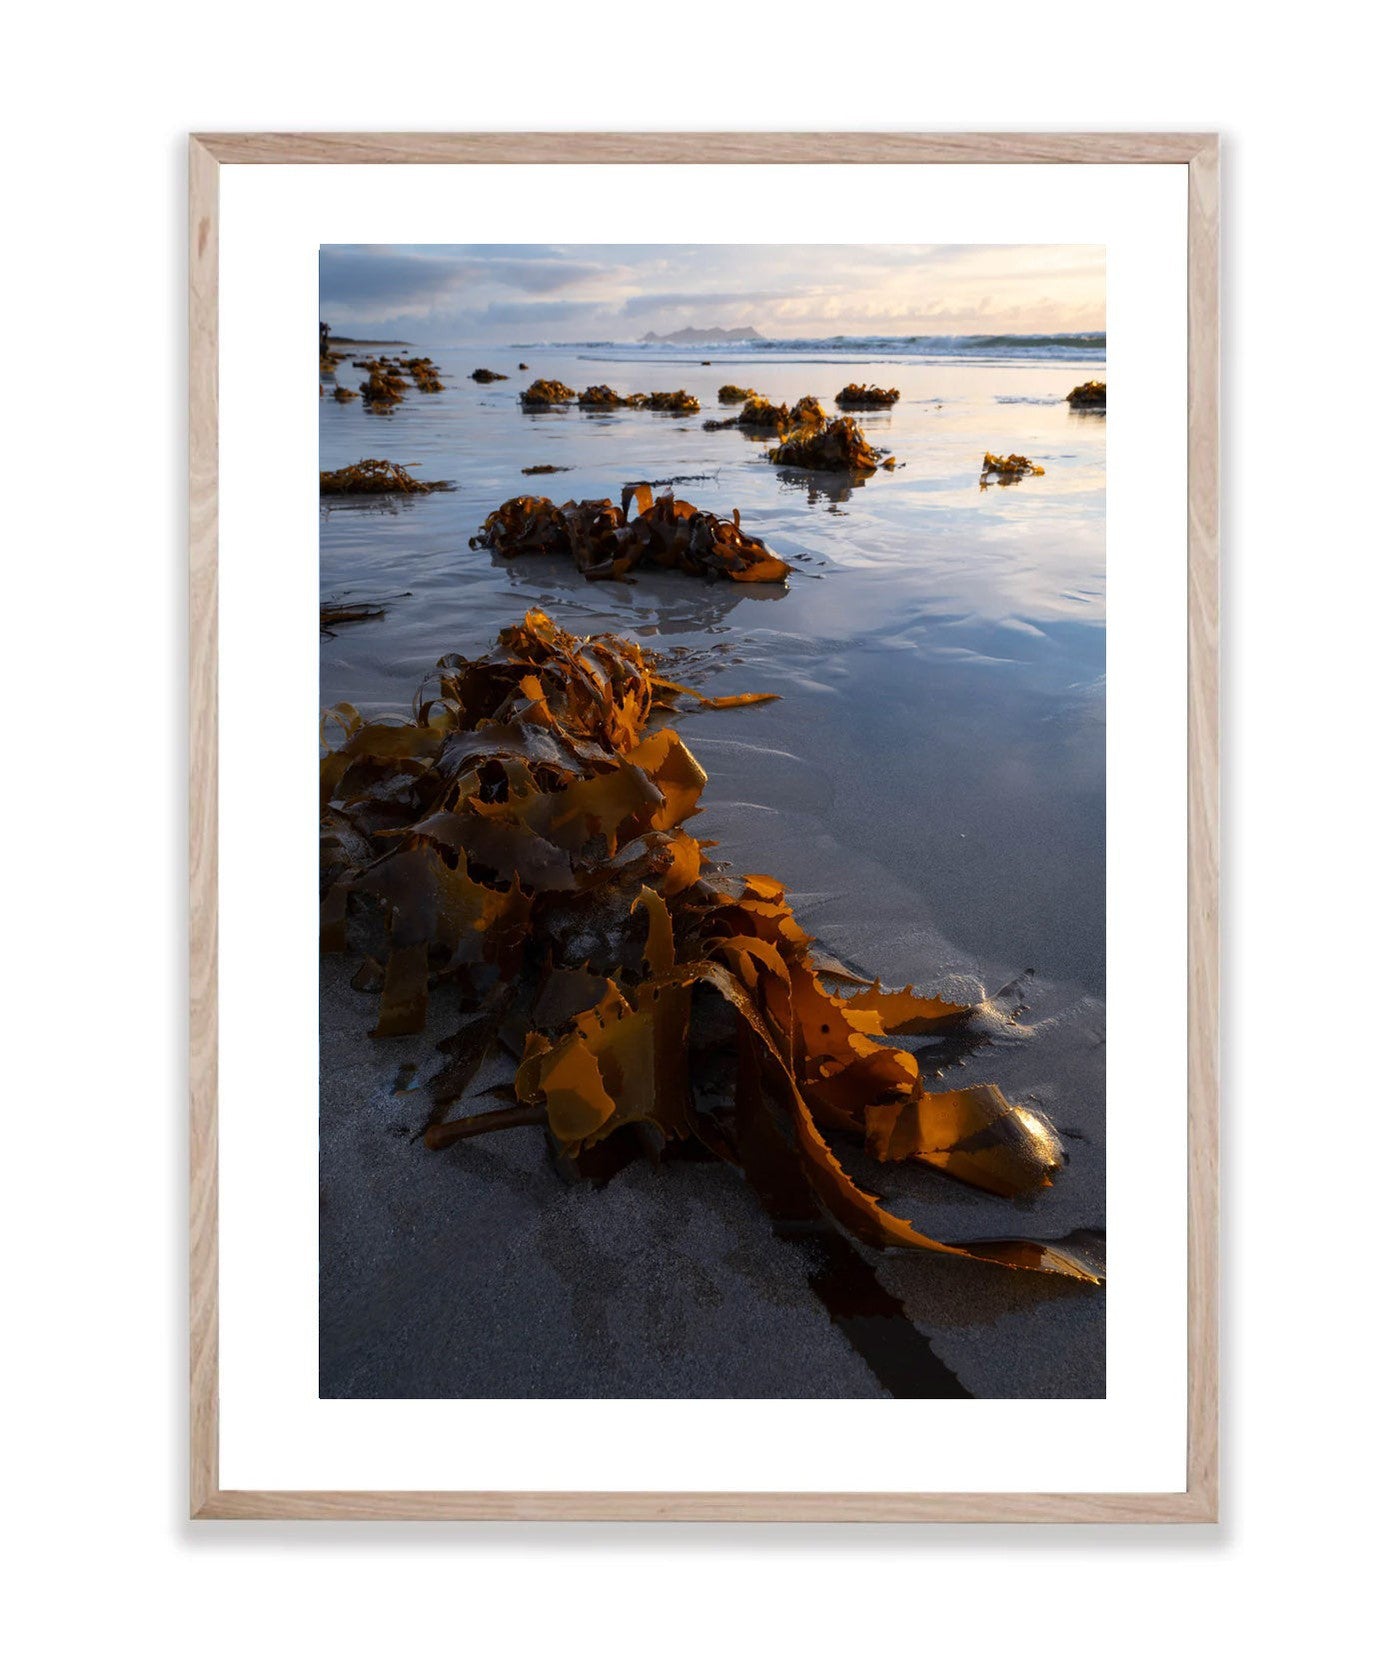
[320,345,1106,1398]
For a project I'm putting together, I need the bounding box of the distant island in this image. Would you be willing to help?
[641,325,762,345]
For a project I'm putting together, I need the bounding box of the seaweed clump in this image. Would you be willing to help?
[1066,381,1106,409]
[789,394,826,429]
[359,362,409,412]
[320,459,455,496]
[768,415,888,475]
[472,368,509,384]
[521,379,577,407]
[636,391,701,414]
[331,385,357,404]
[980,453,1045,487]
[577,385,634,409]
[406,357,445,393]
[704,394,790,433]
[718,384,757,403]
[470,482,791,585]
[836,383,900,408]
[319,610,1100,1283]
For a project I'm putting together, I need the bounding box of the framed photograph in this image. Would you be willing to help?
[190,131,1218,1521]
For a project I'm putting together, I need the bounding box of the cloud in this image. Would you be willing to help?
[620,289,796,317]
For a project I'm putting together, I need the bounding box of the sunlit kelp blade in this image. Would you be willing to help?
[979,452,1045,487]
[320,611,1100,1284]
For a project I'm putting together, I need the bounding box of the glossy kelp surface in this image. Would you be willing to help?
[470,482,793,584]
[321,610,1100,1283]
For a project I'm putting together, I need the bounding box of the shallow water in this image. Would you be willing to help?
[322,347,1105,994]
[319,345,1107,1392]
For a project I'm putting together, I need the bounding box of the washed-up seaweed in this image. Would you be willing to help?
[768,415,891,474]
[331,385,357,404]
[836,383,900,408]
[718,384,757,403]
[470,483,791,585]
[1066,380,1106,409]
[360,363,408,412]
[980,453,1045,487]
[703,394,789,433]
[578,385,633,408]
[472,368,508,384]
[521,379,576,407]
[406,357,445,393]
[320,597,404,635]
[320,459,456,496]
[522,464,572,476]
[789,394,826,429]
[320,611,1099,1283]
[636,390,700,414]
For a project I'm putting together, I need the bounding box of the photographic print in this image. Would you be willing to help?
[317,241,1110,1402]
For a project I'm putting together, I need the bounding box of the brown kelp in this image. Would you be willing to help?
[980,453,1045,487]
[789,394,826,429]
[521,379,577,406]
[320,611,1099,1283]
[331,385,357,404]
[522,464,572,476]
[1066,380,1106,409]
[718,384,757,403]
[471,368,508,384]
[359,362,408,412]
[406,357,445,393]
[578,385,632,408]
[703,394,789,433]
[768,415,889,474]
[320,599,390,635]
[470,483,791,585]
[635,390,700,414]
[320,459,455,496]
[836,383,900,408]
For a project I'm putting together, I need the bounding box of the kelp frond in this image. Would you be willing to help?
[836,383,900,408]
[471,368,508,383]
[521,379,577,406]
[768,415,889,474]
[1066,381,1106,409]
[980,453,1045,487]
[320,459,455,496]
[635,390,700,414]
[320,611,1099,1284]
[718,384,757,403]
[470,482,791,584]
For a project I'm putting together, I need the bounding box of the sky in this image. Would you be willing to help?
[319,244,1105,344]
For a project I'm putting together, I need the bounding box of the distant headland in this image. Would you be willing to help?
[641,325,762,345]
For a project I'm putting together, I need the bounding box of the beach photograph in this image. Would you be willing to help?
[318,243,1108,1400]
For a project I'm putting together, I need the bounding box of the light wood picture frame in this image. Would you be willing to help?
[189,130,1219,1523]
